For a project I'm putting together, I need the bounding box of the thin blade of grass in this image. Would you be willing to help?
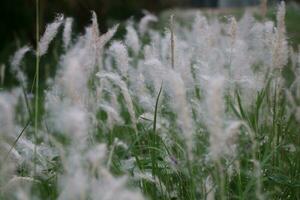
[3,120,31,162]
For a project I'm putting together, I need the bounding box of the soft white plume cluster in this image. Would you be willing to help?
[272,1,288,70]
[125,23,140,55]
[38,14,64,56]
[108,42,130,77]
[63,17,74,50]
[139,11,158,35]
[205,76,226,160]
[0,92,16,143]
[10,46,31,86]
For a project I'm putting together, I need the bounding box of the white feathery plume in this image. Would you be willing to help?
[143,58,166,93]
[60,140,141,200]
[272,1,288,70]
[61,106,89,142]
[248,21,267,67]
[99,103,124,129]
[277,1,286,36]
[190,13,211,60]
[91,11,100,39]
[138,11,158,35]
[133,171,167,193]
[143,58,194,155]
[129,70,153,111]
[113,138,128,150]
[10,46,31,85]
[238,11,255,41]
[166,70,194,156]
[224,121,242,157]
[86,144,107,168]
[63,17,73,50]
[38,14,64,56]
[205,75,241,161]
[97,24,119,50]
[91,171,145,200]
[93,24,119,69]
[0,93,19,187]
[206,76,226,161]
[15,189,31,200]
[109,41,130,77]
[263,21,275,67]
[1,176,35,198]
[229,17,237,47]
[58,164,88,200]
[45,92,89,145]
[60,57,88,104]
[10,46,30,70]
[0,93,16,141]
[125,24,140,55]
[96,72,137,132]
[90,11,100,59]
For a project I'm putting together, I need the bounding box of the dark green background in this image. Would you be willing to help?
[0,0,298,62]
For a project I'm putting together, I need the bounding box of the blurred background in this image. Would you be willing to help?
[0,0,299,61]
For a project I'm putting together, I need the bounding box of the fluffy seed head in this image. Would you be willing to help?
[125,24,140,55]
[63,17,73,49]
[272,1,288,70]
[0,93,15,139]
[38,14,64,56]
[138,11,158,35]
[96,73,137,131]
[109,41,130,77]
[206,76,226,161]
[10,46,31,70]
[229,17,237,46]
[10,46,31,85]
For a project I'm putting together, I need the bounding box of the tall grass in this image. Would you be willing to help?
[34,0,40,178]
[0,1,300,199]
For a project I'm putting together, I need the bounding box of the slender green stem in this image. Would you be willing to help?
[107,141,116,170]
[22,85,32,118]
[153,83,163,134]
[149,83,163,198]
[34,0,40,177]
[237,165,242,200]
[3,120,31,162]
[216,159,226,200]
[186,152,196,200]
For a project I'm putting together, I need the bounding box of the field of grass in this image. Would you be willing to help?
[0,2,300,200]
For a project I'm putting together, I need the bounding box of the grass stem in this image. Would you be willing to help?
[34,0,40,177]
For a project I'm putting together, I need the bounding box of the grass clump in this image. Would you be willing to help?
[0,2,300,200]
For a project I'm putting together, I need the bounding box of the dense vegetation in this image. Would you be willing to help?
[0,1,300,199]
